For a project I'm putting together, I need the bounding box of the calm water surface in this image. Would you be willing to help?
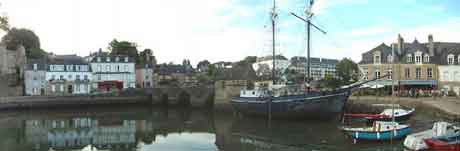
[0,105,444,151]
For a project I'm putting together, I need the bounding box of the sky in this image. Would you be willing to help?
[1,0,460,65]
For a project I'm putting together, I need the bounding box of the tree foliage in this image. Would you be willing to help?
[109,39,138,57]
[336,58,359,85]
[0,15,10,32]
[1,28,47,59]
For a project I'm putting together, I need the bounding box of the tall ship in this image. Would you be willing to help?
[231,0,380,119]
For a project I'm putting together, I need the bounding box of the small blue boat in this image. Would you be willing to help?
[341,121,411,141]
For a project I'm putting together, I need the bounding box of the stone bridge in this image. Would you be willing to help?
[151,85,214,107]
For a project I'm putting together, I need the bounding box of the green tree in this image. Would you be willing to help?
[336,58,359,85]
[0,15,10,32]
[1,28,46,59]
[108,39,138,57]
[207,64,217,81]
[238,56,257,65]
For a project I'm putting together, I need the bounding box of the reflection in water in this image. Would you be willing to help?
[0,105,436,151]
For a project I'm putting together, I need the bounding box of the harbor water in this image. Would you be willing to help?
[0,105,452,151]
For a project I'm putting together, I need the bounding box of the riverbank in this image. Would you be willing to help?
[348,96,460,120]
[0,95,150,109]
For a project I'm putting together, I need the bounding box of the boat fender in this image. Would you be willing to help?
[355,132,359,139]
[393,127,398,136]
[377,132,380,139]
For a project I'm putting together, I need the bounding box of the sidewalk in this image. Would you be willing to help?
[349,96,460,118]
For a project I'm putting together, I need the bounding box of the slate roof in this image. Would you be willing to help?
[49,55,87,65]
[154,64,193,75]
[90,54,135,63]
[25,59,47,70]
[215,64,257,81]
[360,38,460,65]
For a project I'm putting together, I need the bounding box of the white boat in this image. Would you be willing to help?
[403,121,460,150]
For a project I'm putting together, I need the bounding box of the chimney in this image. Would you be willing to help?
[428,34,434,56]
[397,34,404,54]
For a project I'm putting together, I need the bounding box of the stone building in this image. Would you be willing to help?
[436,41,460,95]
[0,44,27,96]
[358,34,460,94]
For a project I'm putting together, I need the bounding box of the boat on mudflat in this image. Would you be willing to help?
[344,107,415,123]
[341,121,411,141]
[424,133,460,151]
[404,121,459,150]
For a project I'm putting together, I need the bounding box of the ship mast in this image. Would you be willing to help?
[290,0,326,85]
[271,0,277,85]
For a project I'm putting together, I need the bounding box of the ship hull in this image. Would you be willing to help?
[231,91,350,119]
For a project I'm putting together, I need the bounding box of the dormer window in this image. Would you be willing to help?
[424,54,430,63]
[407,54,412,63]
[448,54,454,65]
[116,57,120,62]
[106,57,111,62]
[387,55,393,63]
[373,51,381,64]
[97,57,101,62]
[415,55,421,64]
[125,57,129,62]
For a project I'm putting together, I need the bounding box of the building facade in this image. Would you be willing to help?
[90,55,136,92]
[288,56,338,81]
[45,55,92,95]
[24,61,47,96]
[136,64,154,88]
[358,34,452,92]
[437,42,460,95]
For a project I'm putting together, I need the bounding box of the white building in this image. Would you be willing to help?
[438,54,460,95]
[90,55,136,92]
[45,55,92,95]
[25,61,47,95]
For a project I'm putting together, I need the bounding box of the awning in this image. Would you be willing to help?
[366,80,437,86]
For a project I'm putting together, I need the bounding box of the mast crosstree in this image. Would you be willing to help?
[290,0,326,85]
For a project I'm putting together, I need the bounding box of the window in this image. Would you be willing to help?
[76,75,81,80]
[405,68,410,78]
[125,57,129,62]
[415,56,421,64]
[51,85,56,92]
[124,65,128,72]
[97,57,101,62]
[416,68,421,79]
[116,57,120,62]
[448,54,454,65]
[106,57,110,62]
[374,55,380,64]
[443,71,449,81]
[424,55,430,63]
[76,84,80,92]
[407,54,412,63]
[388,70,392,80]
[387,55,393,63]
[97,65,102,72]
[68,75,72,80]
[427,68,433,79]
[106,65,110,72]
[375,71,380,79]
[117,65,120,72]
[97,75,101,80]
[84,75,88,80]
[60,84,64,92]
[60,75,64,80]
[33,64,38,71]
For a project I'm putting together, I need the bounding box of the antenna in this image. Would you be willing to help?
[290,0,326,86]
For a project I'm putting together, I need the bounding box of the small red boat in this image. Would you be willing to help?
[424,133,460,151]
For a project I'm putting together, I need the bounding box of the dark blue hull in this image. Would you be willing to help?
[231,91,350,119]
